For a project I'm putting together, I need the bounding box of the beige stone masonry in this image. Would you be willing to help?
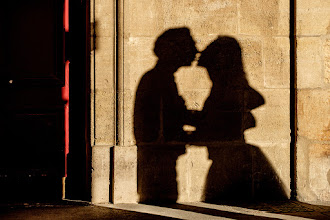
[91,145,110,204]
[91,0,293,203]
[296,0,330,204]
[324,38,330,84]
[90,0,115,204]
[244,89,291,144]
[112,146,138,203]
[297,90,330,141]
[297,37,323,89]
[238,0,289,36]
[296,0,330,36]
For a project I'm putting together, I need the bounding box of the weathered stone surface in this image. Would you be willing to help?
[94,88,115,145]
[239,37,264,89]
[297,9,330,36]
[138,144,186,203]
[297,138,330,202]
[184,0,238,36]
[126,0,164,37]
[123,90,136,146]
[176,145,212,202]
[297,0,330,9]
[126,0,238,37]
[264,37,290,88]
[125,37,157,90]
[95,36,115,75]
[94,0,115,37]
[309,143,330,201]
[297,89,330,141]
[295,0,330,204]
[244,89,290,143]
[93,36,115,145]
[256,143,291,198]
[296,138,317,202]
[175,64,212,111]
[324,38,330,84]
[91,0,294,204]
[296,0,330,35]
[113,146,138,203]
[238,0,289,36]
[297,37,323,89]
[91,146,110,204]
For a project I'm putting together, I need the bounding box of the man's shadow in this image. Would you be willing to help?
[134,29,287,203]
[134,28,197,203]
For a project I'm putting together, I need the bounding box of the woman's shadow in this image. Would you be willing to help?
[193,36,287,202]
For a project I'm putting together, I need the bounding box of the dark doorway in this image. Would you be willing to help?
[66,0,91,201]
[0,0,90,202]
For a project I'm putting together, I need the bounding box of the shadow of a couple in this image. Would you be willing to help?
[135,27,286,203]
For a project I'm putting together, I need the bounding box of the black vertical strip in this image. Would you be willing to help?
[93,0,96,146]
[290,0,297,200]
[115,0,119,146]
[85,0,92,201]
[111,0,119,203]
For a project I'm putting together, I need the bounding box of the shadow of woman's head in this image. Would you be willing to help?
[198,36,245,87]
[196,36,265,134]
[154,28,198,68]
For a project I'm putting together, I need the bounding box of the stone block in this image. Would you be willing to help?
[264,37,290,88]
[256,143,291,198]
[113,145,138,203]
[178,90,213,111]
[94,88,115,146]
[244,89,291,143]
[297,89,330,141]
[324,38,330,84]
[176,145,212,202]
[126,0,164,37]
[122,90,136,146]
[296,0,330,35]
[125,37,157,91]
[296,138,330,203]
[93,36,115,146]
[175,64,212,111]
[297,10,330,36]
[186,143,254,201]
[184,0,238,36]
[138,144,186,202]
[95,0,114,37]
[239,0,289,36]
[95,36,115,79]
[309,143,330,202]
[238,37,264,89]
[158,0,187,29]
[297,37,323,89]
[297,0,330,9]
[252,144,289,199]
[91,145,110,204]
[296,137,314,202]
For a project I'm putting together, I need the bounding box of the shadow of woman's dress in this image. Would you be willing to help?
[192,37,287,202]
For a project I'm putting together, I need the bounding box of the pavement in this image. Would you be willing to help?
[1,200,330,219]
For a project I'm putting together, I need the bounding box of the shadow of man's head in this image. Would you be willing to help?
[154,28,198,69]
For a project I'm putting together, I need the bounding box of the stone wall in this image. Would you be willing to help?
[90,0,329,204]
[90,0,115,203]
[123,0,290,203]
[296,0,330,204]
